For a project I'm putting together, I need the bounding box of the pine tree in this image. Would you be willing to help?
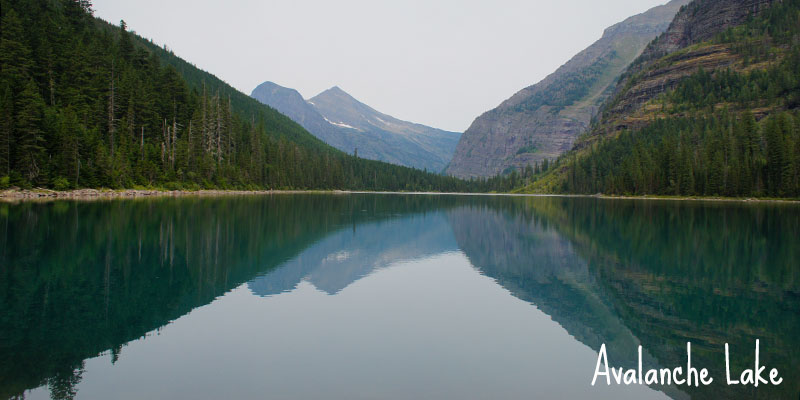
[778,114,794,196]
[679,147,694,195]
[15,79,46,182]
[0,85,13,176]
[118,20,134,61]
[765,117,785,195]
[57,108,82,186]
[0,10,33,93]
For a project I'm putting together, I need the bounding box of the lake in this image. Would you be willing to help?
[1,194,798,399]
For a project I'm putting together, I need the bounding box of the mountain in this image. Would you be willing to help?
[0,2,476,193]
[247,82,344,147]
[597,0,781,124]
[523,0,800,197]
[445,0,690,179]
[252,83,460,173]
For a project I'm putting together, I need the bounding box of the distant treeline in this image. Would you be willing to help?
[564,112,800,197]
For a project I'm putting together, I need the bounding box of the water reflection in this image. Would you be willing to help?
[448,198,800,399]
[1,195,798,399]
[0,194,462,399]
[248,212,457,296]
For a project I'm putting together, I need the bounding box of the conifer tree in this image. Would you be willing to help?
[0,85,13,176]
[0,10,32,93]
[15,79,46,182]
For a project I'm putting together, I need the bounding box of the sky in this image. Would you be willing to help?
[92,0,668,132]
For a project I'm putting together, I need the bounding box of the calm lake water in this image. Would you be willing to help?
[1,194,798,399]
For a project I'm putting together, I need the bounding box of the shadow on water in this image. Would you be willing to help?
[1,194,798,399]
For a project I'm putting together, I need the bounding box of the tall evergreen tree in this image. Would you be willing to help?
[15,79,46,182]
[0,85,13,176]
[0,9,32,93]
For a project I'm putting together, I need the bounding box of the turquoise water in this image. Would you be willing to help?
[1,194,798,399]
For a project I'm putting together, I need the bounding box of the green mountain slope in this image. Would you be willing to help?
[521,0,800,197]
[0,0,474,192]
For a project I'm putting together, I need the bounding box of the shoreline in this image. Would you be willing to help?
[0,188,349,202]
[352,191,800,204]
[1,188,798,204]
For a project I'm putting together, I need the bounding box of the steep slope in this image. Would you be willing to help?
[0,1,475,192]
[446,0,690,179]
[595,0,781,129]
[252,83,461,172]
[524,0,799,197]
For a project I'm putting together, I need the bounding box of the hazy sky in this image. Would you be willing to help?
[93,0,668,132]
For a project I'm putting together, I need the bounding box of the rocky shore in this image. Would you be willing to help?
[0,188,346,202]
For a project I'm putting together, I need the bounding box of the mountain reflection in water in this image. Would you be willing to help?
[1,194,797,400]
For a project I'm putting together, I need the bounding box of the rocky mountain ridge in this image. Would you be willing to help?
[522,0,798,197]
[445,0,690,178]
[251,82,460,172]
[591,0,781,135]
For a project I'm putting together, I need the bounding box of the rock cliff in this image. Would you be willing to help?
[590,0,780,136]
[446,0,690,178]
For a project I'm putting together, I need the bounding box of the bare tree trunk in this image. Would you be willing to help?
[202,82,208,155]
[161,118,166,165]
[172,117,177,170]
[188,120,192,170]
[216,92,222,164]
[228,96,233,165]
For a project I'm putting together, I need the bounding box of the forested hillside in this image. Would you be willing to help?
[522,0,800,197]
[0,0,485,192]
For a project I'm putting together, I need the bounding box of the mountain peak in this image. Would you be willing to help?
[252,81,293,94]
[252,80,461,172]
[251,81,304,103]
[313,85,357,103]
[254,80,281,89]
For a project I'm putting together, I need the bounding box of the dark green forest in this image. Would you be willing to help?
[0,0,518,192]
[546,0,800,197]
[564,112,800,196]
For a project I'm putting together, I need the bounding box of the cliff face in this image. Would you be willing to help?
[640,0,776,59]
[518,0,792,196]
[445,0,689,179]
[587,0,780,138]
[251,83,460,173]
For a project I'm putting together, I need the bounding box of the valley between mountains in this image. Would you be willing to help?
[0,0,797,198]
